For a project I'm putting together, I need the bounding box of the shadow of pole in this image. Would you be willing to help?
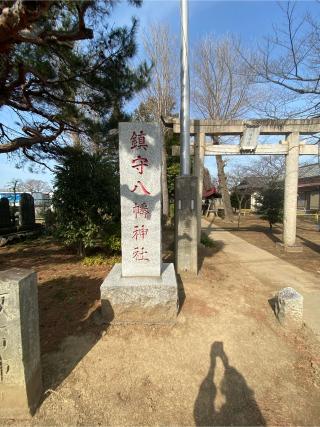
[198,240,224,271]
[296,234,320,254]
[194,342,266,426]
[175,273,186,314]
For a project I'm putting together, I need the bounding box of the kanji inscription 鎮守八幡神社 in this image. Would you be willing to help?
[119,123,162,277]
[130,131,150,262]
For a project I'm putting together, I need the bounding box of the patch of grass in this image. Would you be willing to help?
[200,233,215,248]
[82,253,121,266]
[106,254,122,265]
[82,254,106,266]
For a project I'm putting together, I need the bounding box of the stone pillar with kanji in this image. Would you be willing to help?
[100,123,178,324]
[0,269,42,418]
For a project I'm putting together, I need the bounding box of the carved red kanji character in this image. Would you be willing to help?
[133,202,150,219]
[130,181,151,195]
[132,225,148,240]
[132,247,149,261]
[131,155,149,175]
[131,130,148,150]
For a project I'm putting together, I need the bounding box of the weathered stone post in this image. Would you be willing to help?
[0,269,42,418]
[194,132,206,244]
[0,198,11,228]
[19,193,35,228]
[100,123,178,324]
[283,132,300,248]
[175,176,198,273]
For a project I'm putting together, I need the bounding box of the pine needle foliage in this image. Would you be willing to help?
[0,0,149,161]
[52,147,120,256]
[256,186,284,230]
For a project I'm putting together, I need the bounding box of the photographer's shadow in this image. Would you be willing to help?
[194,342,266,426]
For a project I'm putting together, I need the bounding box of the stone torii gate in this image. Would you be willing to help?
[164,117,320,251]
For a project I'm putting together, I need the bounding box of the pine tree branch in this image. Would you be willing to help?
[0,124,64,154]
[0,0,51,52]
[0,1,94,51]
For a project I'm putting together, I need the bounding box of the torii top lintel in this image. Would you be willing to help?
[162,117,320,135]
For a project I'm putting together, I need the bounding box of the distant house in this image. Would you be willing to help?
[202,167,222,216]
[298,163,320,211]
[202,167,220,199]
[235,177,265,211]
[233,164,320,213]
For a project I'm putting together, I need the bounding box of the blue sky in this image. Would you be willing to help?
[0,0,318,185]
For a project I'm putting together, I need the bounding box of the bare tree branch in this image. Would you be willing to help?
[192,35,260,220]
[244,2,320,117]
[135,23,178,221]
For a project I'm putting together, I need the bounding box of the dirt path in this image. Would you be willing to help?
[214,215,320,276]
[202,219,320,339]
[1,236,320,426]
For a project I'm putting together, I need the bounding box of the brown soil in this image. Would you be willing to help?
[0,238,109,355]
[0,233,320,426]
[214,215,320,275]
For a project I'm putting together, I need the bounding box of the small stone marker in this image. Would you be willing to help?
[19,193,35,228]
[100,122,178,324]
[276,287,303,329]
[0,198,11,228]
[0,269,42,418]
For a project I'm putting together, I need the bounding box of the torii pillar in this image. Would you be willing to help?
[282,132,302,251]
[194,132,206,243]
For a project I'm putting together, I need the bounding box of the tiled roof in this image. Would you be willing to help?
[238,176,266,189]
[299,163,320,179]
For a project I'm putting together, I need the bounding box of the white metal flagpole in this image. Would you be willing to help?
[180,0,190,176]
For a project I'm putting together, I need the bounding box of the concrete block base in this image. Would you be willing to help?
[1,366,42,418]
[100,263,178,324]
[276,242,303,253]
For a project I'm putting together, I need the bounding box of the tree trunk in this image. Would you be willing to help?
[237,196,243,229]
[77,241,85,257]
[216,155,233,221]
[162,143,169,223]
